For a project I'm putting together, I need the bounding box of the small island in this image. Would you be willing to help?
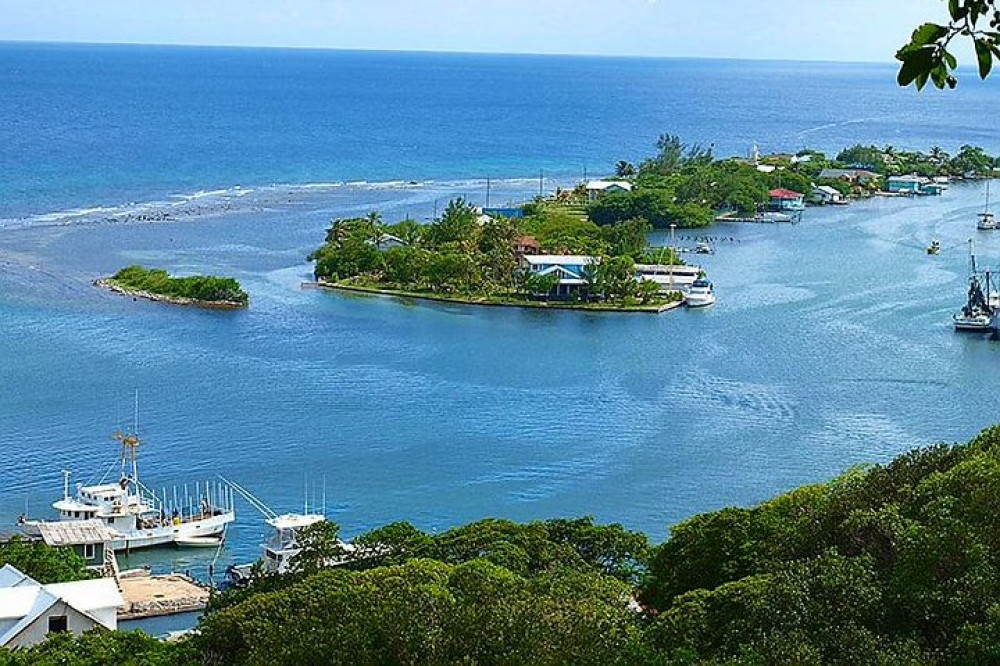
[97,265,249,309]
[307,198,689,313]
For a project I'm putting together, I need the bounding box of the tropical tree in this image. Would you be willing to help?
[615,161,636,178]
[897,1,1000,89]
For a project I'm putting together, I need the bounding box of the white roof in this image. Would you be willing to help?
[267,513,326,531]
[888,174,926,182]
[813,185,841,195]
[756,164,776,173]
[0,567,123,646]
[0,565,36,589]
[586,180,632,192]
[36,520,120,546]
[524,255,598,265]
[635,263,701,275]
[46,579,124,613]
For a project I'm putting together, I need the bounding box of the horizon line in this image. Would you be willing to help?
[0,38,901,67]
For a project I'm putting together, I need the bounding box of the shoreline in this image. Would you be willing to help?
[95,278,248,310]
[304,281,684,314]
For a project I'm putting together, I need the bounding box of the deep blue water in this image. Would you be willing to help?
[3,43,1000,583]
[3,42,1000,218]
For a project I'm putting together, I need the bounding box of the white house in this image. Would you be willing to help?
[0,564,124,649]
[810,184,843,205]
[585,180,633,201]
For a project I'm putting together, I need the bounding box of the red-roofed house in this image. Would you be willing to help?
[769,188,805,211]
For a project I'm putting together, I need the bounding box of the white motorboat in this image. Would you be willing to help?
[685,277,716,308]
[224,479,357,585]
[20,427,235,552]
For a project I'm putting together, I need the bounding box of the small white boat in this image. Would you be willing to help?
[685,277,716,308]
[175,536,224,548]
[755,211,794,223]
[694,242,713,255]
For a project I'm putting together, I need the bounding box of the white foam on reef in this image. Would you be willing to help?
[0,176,565,231]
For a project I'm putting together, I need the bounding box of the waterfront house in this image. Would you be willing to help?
[817,168,881,185]
[810,184,843,205]
[769,188,806,211]
[585,180,632,201]
[886,175,925,194]
[0,565,123,649]
[35,520,118,571]
[524,255,596,297]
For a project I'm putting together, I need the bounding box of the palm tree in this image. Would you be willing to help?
[324,218,350,247]
[364,211,385,247]
[615,161,636,178]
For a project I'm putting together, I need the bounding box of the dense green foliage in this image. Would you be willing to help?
[17,428,1000,663]
[0,536,94,584]
[834,143,998,177]
[898,1,1000,89]
[308,200,680,306]
[0,630,185,666]
[110,265,249,306]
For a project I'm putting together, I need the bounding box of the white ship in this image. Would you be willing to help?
[21,428,235,552]
[685,277,717,308]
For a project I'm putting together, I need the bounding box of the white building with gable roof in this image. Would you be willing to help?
[0,564,124,648]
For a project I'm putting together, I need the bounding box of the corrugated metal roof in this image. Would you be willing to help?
[36,520,118,546]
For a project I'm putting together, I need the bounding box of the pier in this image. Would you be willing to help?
[117,571,209,620]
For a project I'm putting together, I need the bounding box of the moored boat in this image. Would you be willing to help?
[20,427,235,552]
[977,180,996,230]
[954,239,994,332]
[685,277,716,308]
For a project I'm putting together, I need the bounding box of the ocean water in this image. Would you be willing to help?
[2,43,1000,577]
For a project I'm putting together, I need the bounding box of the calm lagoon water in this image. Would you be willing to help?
[2,44,1000,575]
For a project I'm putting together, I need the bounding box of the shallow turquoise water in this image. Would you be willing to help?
[2,181,999,575]
[3,44,1000,576]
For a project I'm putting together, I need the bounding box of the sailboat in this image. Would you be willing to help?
[954,239,994,332]
[977,179,996,230]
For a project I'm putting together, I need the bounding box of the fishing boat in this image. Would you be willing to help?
[978,180,997,230]
[223,478,355,585]
[954,239,994,332]
[685,277,716,308]
[20,425,235,552]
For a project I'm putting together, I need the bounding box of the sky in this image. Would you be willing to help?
[0,0,949,62]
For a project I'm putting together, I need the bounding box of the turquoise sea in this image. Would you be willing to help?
[2,43,1000,577]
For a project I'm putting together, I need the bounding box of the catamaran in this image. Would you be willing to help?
[20,427,235,552]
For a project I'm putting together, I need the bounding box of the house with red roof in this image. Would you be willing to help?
[769,188,805,212]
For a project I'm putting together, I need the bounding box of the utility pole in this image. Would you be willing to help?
[486,177,491,209]
[539,169,544,198]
